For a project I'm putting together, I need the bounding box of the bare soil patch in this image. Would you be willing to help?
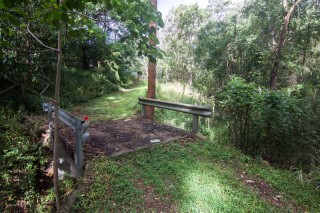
[60,116,191,159]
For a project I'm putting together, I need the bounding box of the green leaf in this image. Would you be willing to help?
[61,12,69,22]
[11,7,26,16]
[0,13,18,25]
[0,1,6,9]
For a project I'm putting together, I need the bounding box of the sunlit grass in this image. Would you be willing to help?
[180,166,271,212]
[76,137,320,211]
[73,82,147,121]
[75,141,285,212]
[132,142,275,212]
[156,81,202,101]
[155,82,214,133]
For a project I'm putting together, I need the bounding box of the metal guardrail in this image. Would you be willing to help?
[43,102,89,176]
[138,97,213,133]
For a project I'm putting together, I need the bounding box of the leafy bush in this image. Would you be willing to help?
[217,77,258,152]
[218,77,320,167]
[60,66,119,107]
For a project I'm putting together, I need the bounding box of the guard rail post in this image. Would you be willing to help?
[192,115,199,133]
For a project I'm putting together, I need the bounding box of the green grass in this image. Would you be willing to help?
[127,142,272,212]
[72,82,320,212]
[154,83,214,135]
[72,81,147,121]
[75,140,320,212]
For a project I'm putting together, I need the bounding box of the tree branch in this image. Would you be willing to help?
[68,11,106,23]
[1,46,54,53]
[270,0,302,89]
[283,0,288,11]
[27,24,59,52]
[0,84,16,96]
[0,71,53,101]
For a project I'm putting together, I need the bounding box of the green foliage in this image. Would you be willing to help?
[192,0,320,93]
[154,83,212,133]
[0,0,164,112]
[0,107,47,211]
[218,77,320,166]
[159,4,207,84]
[60,67,119,107]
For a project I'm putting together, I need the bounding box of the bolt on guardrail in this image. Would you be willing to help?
[43,102,89,175]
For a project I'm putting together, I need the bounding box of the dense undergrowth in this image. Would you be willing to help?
[217,77,320,170]
[60,67,121,107]
[0,107,47,211]
[0,66,133,112]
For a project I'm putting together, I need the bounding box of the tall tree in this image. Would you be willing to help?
[269,0,302,89]
[53,0,63,209]
[146,0,157,119]
[161,4,206,86]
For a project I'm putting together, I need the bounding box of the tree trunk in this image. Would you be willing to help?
[300,24,311,83]
[146,0,157,119]
[53,0,63,210]
[269,0,301,89]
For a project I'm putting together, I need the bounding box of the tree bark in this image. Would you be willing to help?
[146,0,157,119]
[53,0,63,211]
[269,0,301,89]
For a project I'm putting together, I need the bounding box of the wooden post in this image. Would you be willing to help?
[146,0,157,119]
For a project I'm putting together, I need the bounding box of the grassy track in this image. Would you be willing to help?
[73,82,320,212]
[73,82,147,121]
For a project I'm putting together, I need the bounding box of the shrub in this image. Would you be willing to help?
[60,66,119,107]
[217,76,320,167]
